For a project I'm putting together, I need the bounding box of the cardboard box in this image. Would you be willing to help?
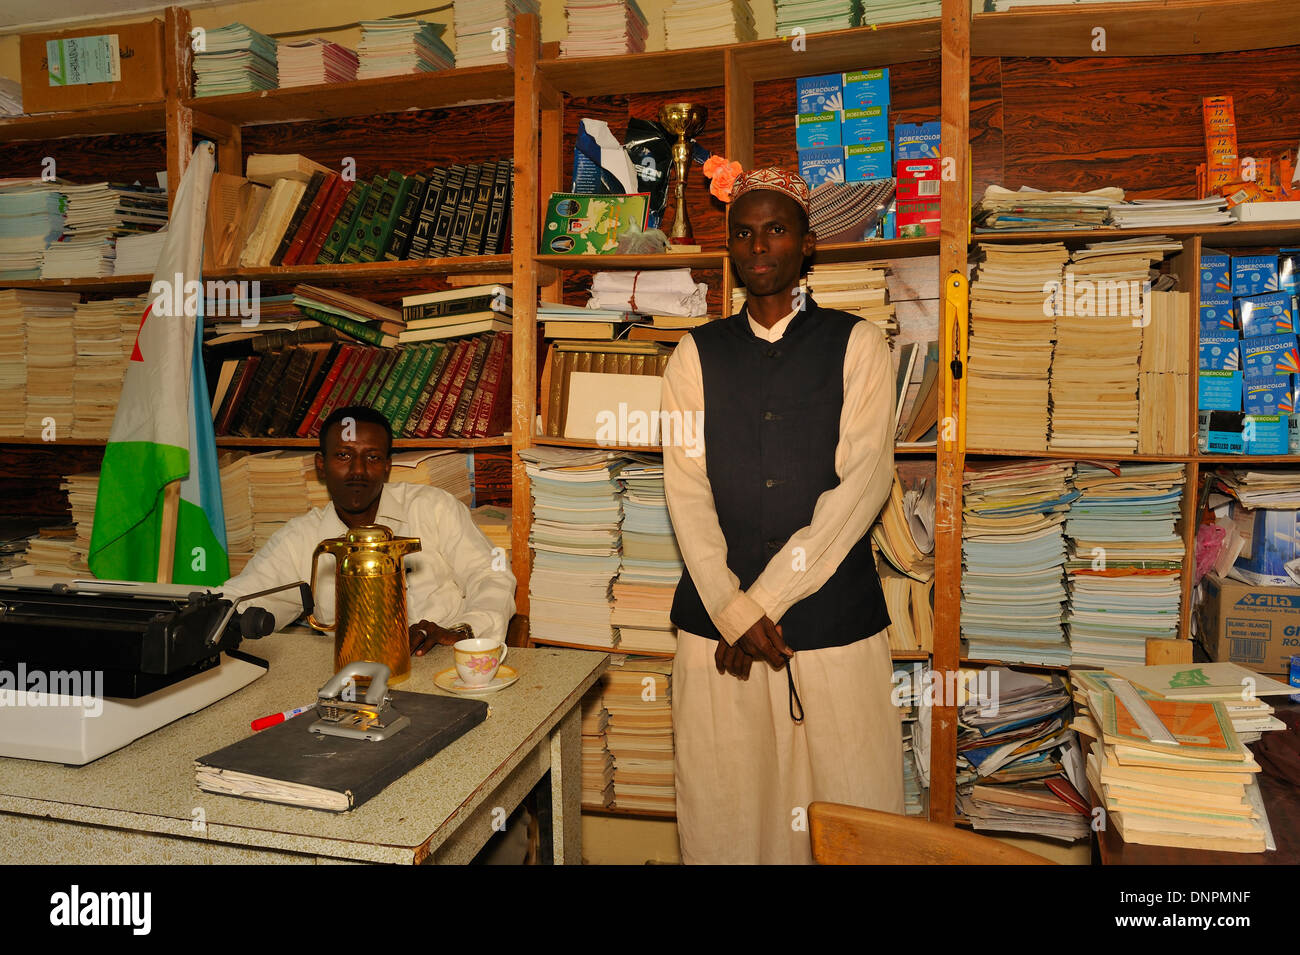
[1240,332,1300,376]
[1198,370,1243,411]
[896,158,941,200]
[842,105,889,145]
[1198,333,1240,371]
[797,147,845,187]
[1198,575,1300,674]
[20,19,164,114]
[796,73,843,113]
[895,121,940,160]
[1200,251,1230,296]
[795,111,841,149]
[1243,374,1291,414]
[841,68,889,108]
[1198,408,1244,452]
[845,141,890,182]
[1232,253,1279,296]
[1244,414,1288,454]
[1238,291,1294,337]
[895,197,940,237]
[1199,294,1235,331]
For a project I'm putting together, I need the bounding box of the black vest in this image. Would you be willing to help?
[669,298,890,651]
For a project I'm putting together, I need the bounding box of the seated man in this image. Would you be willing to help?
[223,405,515,652]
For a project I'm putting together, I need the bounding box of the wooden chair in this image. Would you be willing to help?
[809,802,1057,865]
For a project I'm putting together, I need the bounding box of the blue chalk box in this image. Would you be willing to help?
[1198,370,1243,411]
[845,141,891,182]
[1232,254,1280,297]
[1198,333,1240,371]
[795,111,841,149]
[842,105,889,145]
[1199,295,1235,332]
[796,73,843,113]
[841,68,890,108]
[797,146,845,187]
[895,121,941,160]
[1201,251,1230,296]
[1238,292,1294,338]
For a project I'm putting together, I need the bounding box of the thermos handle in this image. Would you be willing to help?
[306,540,341,631]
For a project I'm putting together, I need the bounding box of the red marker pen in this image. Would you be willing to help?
[251,704,313,732]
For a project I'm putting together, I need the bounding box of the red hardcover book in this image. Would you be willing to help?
[282,172,342,267]
[311,347,378,437]
[296,178,353,267]
[296,345,356,437]
[215,356,260,435]
[478,332,512,438]
[431,337,484,438]
[463,332,505,437]
[414,339,471,438]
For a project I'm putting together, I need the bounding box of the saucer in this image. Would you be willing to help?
[434,664,519,694]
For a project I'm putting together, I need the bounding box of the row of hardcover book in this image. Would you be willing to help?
[210,154,513,270]
[212,331,511,440]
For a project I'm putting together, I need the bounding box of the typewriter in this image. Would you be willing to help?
[0,577,308,764]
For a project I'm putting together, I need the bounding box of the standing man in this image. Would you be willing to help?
[662,168,900,864]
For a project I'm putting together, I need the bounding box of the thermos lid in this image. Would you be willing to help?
[345,524,395,544]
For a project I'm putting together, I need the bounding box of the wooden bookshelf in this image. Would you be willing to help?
[0,103,168,142]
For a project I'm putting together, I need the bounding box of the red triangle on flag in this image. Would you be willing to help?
[130,302,152,363]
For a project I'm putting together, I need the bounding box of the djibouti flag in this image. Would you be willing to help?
[88,142,229,585]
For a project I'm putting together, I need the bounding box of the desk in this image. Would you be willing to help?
[0,632,607,864]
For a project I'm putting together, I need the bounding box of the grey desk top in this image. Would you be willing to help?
[0,630,607,863]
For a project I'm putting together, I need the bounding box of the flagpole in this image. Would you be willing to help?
[156,481,180,583]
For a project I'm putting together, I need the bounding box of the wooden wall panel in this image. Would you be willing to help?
[0,446,104,522]
[0,133,167,187]
[969,55,1004,201]
[972,46,1300,199]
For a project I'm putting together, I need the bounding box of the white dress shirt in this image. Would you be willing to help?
[661,305,895,645]
[222,482,516,643]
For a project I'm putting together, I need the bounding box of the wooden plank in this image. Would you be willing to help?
[932,0,971,829]
[540,48,726,97]
[0,105,167,143]
[973,0,1300,57]
[214,436,509,449]
[539,86,565,306]
[536,252,728,269]
[206,255,511,282]
[183,65,515,126]
[512,12,542,620]
[731,20,941,80]
[164,6,193,211]
[724,49,755,172]
[1146,637,1194,665]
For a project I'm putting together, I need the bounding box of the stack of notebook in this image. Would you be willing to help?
[219,452,255,575]
[560,0,649,57]
[972,184,1123,232]
[893,663,929,816]
[774,0,861,35]
[967,241,1071,450]
[611,459,682,655]
[0,290,79,436]
[193,23,279,97]
[388,450,473,505]
[454,0,541,66]
[962,460,1078,666]
[1064,464,1186,668]
[357,18,454,77]
[604,660,674,811]
[1139,290,1192,454]
[580,686,615,808]
[0,182,64,280]
[71,296,146,438]
[663,0,756,48]
[522,447,624,650]
[276,37,359,86]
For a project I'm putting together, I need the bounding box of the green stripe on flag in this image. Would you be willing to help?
[173,495,230,585]
[87,440,188,582]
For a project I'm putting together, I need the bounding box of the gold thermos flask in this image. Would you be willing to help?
[307,525,421,684]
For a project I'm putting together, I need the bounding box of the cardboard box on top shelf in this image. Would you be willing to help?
[20,19,164,115]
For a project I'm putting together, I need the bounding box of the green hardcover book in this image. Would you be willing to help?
[345,349,391,416]
[382,172,427,262]
[402,342,455,437]
[372,345,418,417]
[338,174,386,264]
[390,342,443,433]
[298,306,397,348]
[445,163,482,257]
[356,349,400,409]
[316,182,368,265]
[360,171,409,262]
[381,342,430,427]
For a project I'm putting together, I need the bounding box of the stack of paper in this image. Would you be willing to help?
[114,229,168,275]
[470,504,511,565]
[40,183,120,278]
[1073,669,1271,853]
[1108,197,1232,228]
[193,23,279,97]
[0,181,65,279]
[276,37,359,87]
[612,459,681,655]
[1064,464,1185,667]
[580,686,615,807]
[560,0,649,57]
[962,460,1078,665]
[388,449,472,505]
[71,296,145,439]
[804,261,896,340]
[861,0,942,21]
[967,241,1070,450]
[357,19,454,77]
[973,184,1124,232]
[219,452,255,575]
[246,452,330,549]
[591,268,707,316]
[0,290,79,436]
[894,663,930,816]
[1048,239,1182,451]
[1140,288,1192,454]
[663,0,756,49]
[957,667,1089,841]
[24,296,79,437]
[775,0,861,35]
[522,446,624,650]
[604,661,674,811]
[1215,470,1300,509]
[13,525,78,578]
[454,0,541,67]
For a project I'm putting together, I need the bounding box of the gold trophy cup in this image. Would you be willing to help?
[657,102,708,244]
[308,524,421,684]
